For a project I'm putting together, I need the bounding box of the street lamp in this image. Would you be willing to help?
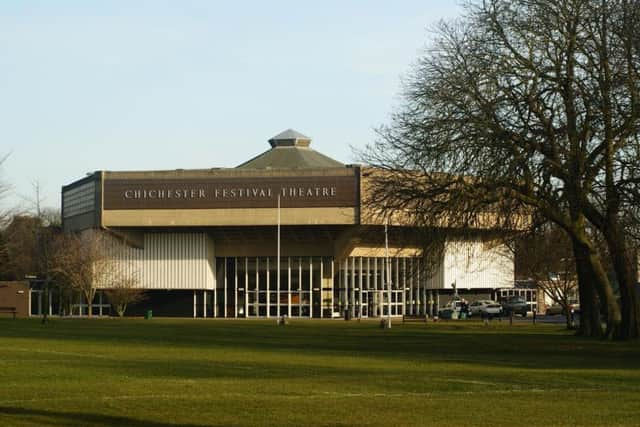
[385,222,391,329]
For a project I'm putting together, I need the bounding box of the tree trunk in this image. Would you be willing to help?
[84,289,96,318]
[564,309,574,330]
[572,238,602,337]
[41,280,49,325]
[605,221,640,340]
[585,247,621,339]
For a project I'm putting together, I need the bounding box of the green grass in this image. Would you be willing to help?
[0,318,639,427]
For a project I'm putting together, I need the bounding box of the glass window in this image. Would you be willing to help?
[62,181,96,218]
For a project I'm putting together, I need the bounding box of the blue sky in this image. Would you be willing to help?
[0,0,463,211]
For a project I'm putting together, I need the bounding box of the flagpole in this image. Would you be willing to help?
[277,193,281,318]
[385,221,391,329]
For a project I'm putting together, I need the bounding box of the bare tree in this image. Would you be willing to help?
[514,225,578,329]
[52,231,114,317]
[0,153,12,228]
[104,267,145,317]
[360,0,640,339]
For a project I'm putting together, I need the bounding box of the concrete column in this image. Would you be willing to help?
[309,257,313,318]
[287,257,292,317]
[298,257,302,316]
[395,258,400,316]
[255,257,259,317]
[320,258,324,319]
[429,290,434,317]
[193,290,197,318]
[223,258,227,318]
[373,258,378,316]
[350,257,355,318]
[331,258,335,317]
[358,257,363,319]
[213,275,217,318]
[266,257,270,318]
[402,258,407,316]
[417,258,422,315]
[245,257,249,318]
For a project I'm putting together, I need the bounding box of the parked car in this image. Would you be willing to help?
[438,298,465,319]
[546,300,580,316]
[468,300,503,317]
[437,308,457,319]
[501,296,528,317]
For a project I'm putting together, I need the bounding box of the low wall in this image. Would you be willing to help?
[0,281,30,318]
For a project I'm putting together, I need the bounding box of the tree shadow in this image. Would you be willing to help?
[0,406,213,427]
[2,318,639,372]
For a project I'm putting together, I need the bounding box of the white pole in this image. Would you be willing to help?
[288,257,291,317]
[277,193,281,318]
[385,222,391,328]
[309,257,313,318]
[266,257,270,317]
[245,257,249,318]
[213,271,217,318]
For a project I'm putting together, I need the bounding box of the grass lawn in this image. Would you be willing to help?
[0,318,639,427]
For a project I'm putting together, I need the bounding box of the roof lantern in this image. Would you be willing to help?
[268,129,312,148]
[235,128,344,169]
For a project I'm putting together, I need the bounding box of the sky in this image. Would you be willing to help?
[0,0,464,212]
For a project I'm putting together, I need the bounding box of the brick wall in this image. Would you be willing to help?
[0,281,30,318]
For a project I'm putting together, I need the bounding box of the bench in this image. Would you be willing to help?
[0,306,17,320]
[402,314,429,324]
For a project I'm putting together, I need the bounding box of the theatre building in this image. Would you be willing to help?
[61,129,514,318]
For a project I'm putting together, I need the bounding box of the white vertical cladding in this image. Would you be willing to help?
[206,235,215,291]
[425,254,445,290]
[104,232,215,290]
[442,239,514,290]
[171,233,177,288]
[177,233,183,288]
[151,234,157,288]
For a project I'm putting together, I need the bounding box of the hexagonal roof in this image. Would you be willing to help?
[236,129,344,169]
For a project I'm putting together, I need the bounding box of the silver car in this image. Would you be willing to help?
[469,300,503,317]
[546,300,580,316]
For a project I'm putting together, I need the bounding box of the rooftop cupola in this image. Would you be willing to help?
[236,128,344,169]
[268,129,312,148]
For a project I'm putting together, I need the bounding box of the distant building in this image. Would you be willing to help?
[59,129,514,318]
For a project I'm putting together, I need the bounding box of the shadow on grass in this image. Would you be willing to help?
[1,318,639,373]
[0,406,210,427]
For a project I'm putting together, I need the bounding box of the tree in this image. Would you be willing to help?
[0,154,12,268]
[52,231,113,317]
[104,267,145,317]
[575,0,640,340]
[1,215,39,280]
[0,193,61,281]
[360,0,640,339]
[0,153,11,228]
[30,182,58,324]
[514,225,578,329]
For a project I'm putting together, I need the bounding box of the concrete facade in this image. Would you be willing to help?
[60,130,515,318]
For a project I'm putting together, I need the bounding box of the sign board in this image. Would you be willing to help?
[103,175,358,210]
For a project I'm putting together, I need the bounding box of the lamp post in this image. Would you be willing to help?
[385,221,391,329]
[277,193,280,319]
